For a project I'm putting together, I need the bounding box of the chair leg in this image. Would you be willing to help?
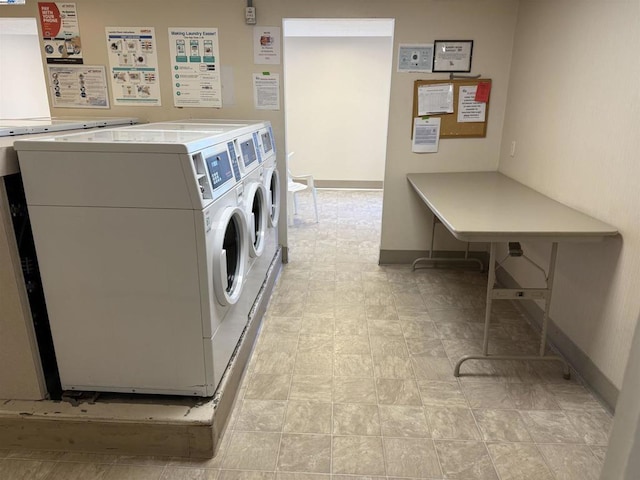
[293,192,299,214]
[311,188,319,223]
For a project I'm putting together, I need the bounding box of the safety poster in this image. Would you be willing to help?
[105,27,161,106]
[47,65,109,108]
[168,28,222,108]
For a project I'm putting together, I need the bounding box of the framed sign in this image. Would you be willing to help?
[433,40,473,73]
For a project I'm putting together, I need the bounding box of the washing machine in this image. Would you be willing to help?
[255,125,280,241]
[15,127,253,396]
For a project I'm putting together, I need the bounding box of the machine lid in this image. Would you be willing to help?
[13,128,225,153]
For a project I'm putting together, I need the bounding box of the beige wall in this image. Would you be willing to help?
[498,0,640,390]
[284,35,392,183]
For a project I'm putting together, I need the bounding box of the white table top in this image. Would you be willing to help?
[407,172,618,243]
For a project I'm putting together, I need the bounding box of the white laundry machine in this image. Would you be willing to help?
[15,127,255,396]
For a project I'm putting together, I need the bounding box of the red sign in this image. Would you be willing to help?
[38,2,61,39]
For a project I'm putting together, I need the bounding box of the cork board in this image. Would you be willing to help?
[412,78,491,138]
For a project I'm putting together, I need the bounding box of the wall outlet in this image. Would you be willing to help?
[245,7,256,25]
[510,140,516,157]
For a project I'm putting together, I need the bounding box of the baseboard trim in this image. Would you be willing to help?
[315,180,383,189]
[379,249,488,268]
[495,267,619,412]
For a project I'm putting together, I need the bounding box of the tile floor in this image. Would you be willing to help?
[0,189,612,479]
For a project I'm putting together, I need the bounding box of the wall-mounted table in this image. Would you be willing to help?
[407,171,618,377]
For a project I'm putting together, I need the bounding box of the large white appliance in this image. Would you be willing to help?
[162,120,279,270]
[14,126,267,396]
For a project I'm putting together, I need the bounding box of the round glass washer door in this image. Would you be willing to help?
[266,168,280,228]
[245,182,268,258]
[212,206,248,306]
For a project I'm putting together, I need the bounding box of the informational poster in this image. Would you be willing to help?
[253,26,281,65]
[412,117,441,153]
[168,27,222,108]
[48,65,109,108]
[105,27,161,106]
[397,44,433,73]
[418,84,454,115]
[38,2,83,64]
[458,85,486,122]
[253,73,280,110]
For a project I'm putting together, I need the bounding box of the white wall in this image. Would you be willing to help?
[498,0,640,389]
[0,18,50,119]
[284,35,392,183]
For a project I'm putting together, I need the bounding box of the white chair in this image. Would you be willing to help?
[287,152,319,225]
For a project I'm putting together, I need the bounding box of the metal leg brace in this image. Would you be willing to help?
[454,242,571,379]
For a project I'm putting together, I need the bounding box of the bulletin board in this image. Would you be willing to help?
[412,78,491,138]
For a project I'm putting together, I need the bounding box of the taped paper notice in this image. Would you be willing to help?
[412,117,441,153]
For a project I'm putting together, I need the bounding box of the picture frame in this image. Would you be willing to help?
[433,40,474,73]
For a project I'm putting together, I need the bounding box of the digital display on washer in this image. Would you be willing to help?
[261,131,273,153]
[227,141,242,181]
[240,138,258,167]
[205,150,234,190]
[268,126,276,153]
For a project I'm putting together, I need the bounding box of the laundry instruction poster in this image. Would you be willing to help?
[168,28,222,108]
[38,2,83,64]
[105,27,161,106]
[48,65,109,108]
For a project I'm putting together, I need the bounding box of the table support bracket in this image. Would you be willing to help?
[411,215,484,272]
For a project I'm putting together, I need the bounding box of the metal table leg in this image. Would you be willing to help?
[454,241,570,379]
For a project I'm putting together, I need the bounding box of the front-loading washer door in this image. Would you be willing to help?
[212,206,248,306]
[246,182,268,258]
[267,168,280,228]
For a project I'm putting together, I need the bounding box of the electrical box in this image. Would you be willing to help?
[245,7,256,25]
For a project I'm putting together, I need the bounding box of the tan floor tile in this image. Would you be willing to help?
[334,354,373,377]
[590,446,608,463]
[277,434,331,473]
[418,380,468,407]
[304,303,336,318]
[372,355,413,379]
[411,355,454,381]
[221,471,275,480]
[159,467,218,479]
[261,316,303,335]
[334,318,368,336]
[284,401,332,434]
[462,382,516,409]
[332,436,385,476]
[538,444,602,480]
[244,374,291,400]
[276,473,328,480]
[519,410,582,443]
[270,302,305,318]
[504,383,561,410]
[45,462,112,480]
[473,409,532,442]
[222,432,280,470]
[289,375,332,402]
[252,351,296,375]
[565,409,612,445]
[297,335,333,354]
[365,305,399,321]
[550,384,606,411]
[369,336,408,358]
[333,377,377,403]
[0,459,56,480]
[295,352,333,376]
[234,400,286,432]
[375,378,422,405]
[426,406,481,440]
[6,450,65,461]
[333,404,380,436]
[367,320,403,338]
[300,318,334,336]
[379,405,430,438]
[405,337,447,357]
[383,437,441,478]
[434,440,499,480]
[334,335,371,355]
[401,319,440,339]
[486,443,553,480]
[114,455,171,466]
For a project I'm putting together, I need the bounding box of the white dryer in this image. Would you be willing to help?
[15,127,252,396]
